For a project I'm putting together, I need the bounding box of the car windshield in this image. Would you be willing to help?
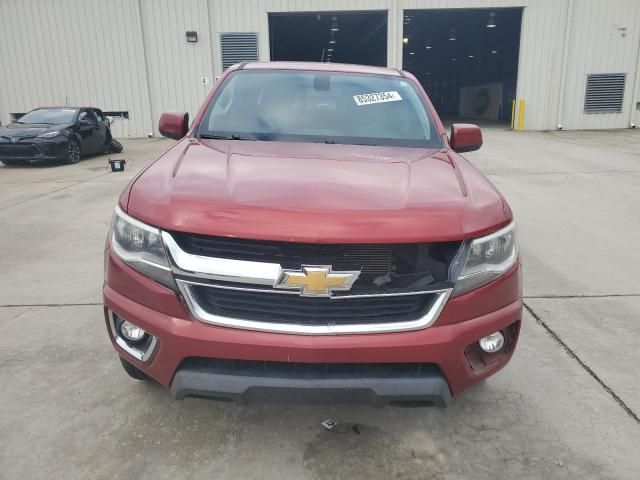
[198,70,442,148]
[17,108,78,125]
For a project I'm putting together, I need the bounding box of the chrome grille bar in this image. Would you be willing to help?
[162,232,452,334]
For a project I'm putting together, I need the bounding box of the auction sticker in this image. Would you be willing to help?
[353,91,402,106]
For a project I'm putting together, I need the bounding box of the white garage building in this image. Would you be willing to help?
[1,0,639,137]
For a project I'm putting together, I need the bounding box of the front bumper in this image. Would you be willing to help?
[0,138,67,162]
[103,249,522,404]
[170,357,452,406]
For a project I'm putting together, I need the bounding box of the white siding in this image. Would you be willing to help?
[0,0,153,138]
[559,0,640,130]
[206,0,640,130]
[140,0,214,135]
[396,0,569,130]
[207,0,395,77]
[1,0,638,134]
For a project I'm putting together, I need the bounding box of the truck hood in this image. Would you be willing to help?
[126,139,510,243]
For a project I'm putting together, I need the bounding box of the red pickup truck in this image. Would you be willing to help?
[104,62,521,406]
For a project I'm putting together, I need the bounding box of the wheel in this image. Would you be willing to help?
[65,139,81,164]
[109,139,123,153]
[0,159,26,166]
[119,357,148,380]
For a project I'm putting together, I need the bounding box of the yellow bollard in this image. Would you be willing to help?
[510,100,516,130]
[517,100,525,131]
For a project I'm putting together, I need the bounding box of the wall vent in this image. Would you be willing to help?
[220,32,258,71]
[584,74,626,114]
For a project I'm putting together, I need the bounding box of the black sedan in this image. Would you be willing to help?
[0,107,123,166]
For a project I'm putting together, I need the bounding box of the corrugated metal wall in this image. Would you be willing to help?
[140,0,214,135]
[0,0,639,134]
[559,0,640,130]
[0,0,153,138]
[207,0,396,73]
[395,0,570,130]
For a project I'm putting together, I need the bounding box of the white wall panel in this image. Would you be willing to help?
[0,0,153,138]
[207,0,569,130]
[1,0,638,134]
[560,0,640,130]
[396,0,569,131]
[140,0,214,134]
[207,0,395,78]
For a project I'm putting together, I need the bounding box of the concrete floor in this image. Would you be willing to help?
[1,129,639,479]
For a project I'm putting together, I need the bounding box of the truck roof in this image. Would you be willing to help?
[239,61,403,77]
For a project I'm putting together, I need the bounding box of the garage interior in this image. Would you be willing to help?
[269,11,387,66]
[403,8,523,125]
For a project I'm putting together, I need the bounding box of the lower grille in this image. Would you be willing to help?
[190,285,436,326]
[0,143,39,157]
[179,357,441,379]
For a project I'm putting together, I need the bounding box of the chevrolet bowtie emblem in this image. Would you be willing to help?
[275,265,361,297]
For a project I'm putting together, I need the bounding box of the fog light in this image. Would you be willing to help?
[478,331,505,353]
[119,321,147,343]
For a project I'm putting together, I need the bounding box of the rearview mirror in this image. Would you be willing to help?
[450,123,483,153]
[159,112,189,140]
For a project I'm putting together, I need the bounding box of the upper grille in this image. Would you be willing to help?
[0,143,39,157]
[171,232,460,284]
[190,285,436,326]
[173,232,392,275]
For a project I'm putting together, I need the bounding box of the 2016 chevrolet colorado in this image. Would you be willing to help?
[103,62,521,406]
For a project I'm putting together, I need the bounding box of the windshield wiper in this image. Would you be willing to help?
[200,134,256,141]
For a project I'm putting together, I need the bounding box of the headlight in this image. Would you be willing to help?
[111,205,177,290]
[37,131,61,139]
[452,222,517,296]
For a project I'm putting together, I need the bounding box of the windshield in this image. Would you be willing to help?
[17,108,78,125]
[198,70,442,148]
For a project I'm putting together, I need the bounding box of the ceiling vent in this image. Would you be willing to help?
[220,32,259,71]
[584,73,626,113]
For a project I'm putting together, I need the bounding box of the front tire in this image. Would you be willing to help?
[119,357,148,381]
[65,139,81,164]
[109,138,123,153]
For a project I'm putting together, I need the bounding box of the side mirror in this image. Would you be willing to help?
[450,123,483,153]
[159,112,189,140]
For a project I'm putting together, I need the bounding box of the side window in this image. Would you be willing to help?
[79,110,97,123]
[93,110,104,122]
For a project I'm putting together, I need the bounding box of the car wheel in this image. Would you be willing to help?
[0,159,26,167]
[119,357,148,380]
[109,139,123,153]
[65,139,81,164]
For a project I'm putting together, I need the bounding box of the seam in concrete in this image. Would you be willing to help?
[524,302,640,424]
[0,171,113,212]
[539,136,640,158]
[0,302,101,308]
[4,306,37,321]
[0,182,82,212]
[525,294,640,299]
